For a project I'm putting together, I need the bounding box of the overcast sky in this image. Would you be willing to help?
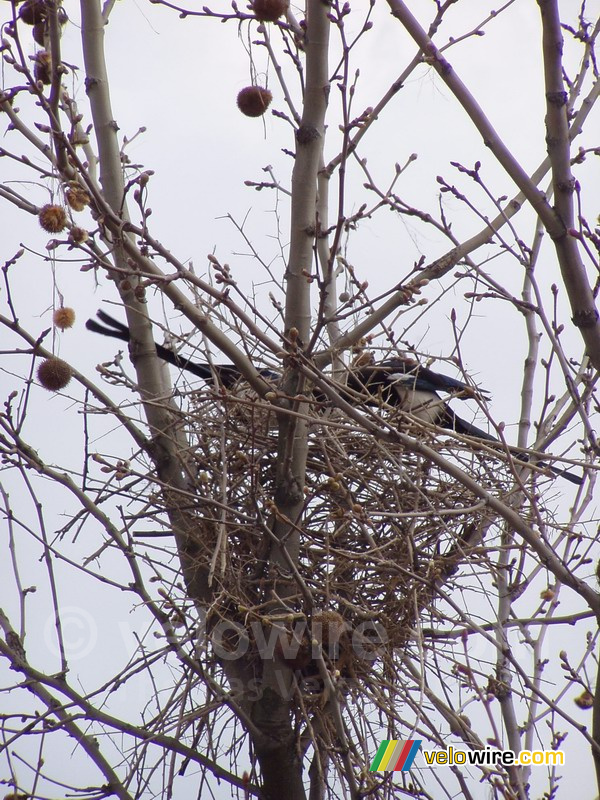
[1,1,599,797]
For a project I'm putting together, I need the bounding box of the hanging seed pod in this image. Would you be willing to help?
[251,0,287,22]
[69,227,88,244]
[37,357,72,391]
[34,49,52,85]
[65,183,91,212]
[39,204,67,232]
[236,86,272,117]
[19,0,48,26]
[53,307,76,330]
[32,20,47,46]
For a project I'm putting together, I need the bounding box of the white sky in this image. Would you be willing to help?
[1,1,599,797]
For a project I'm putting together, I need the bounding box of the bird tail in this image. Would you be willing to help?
[86,310,227,383]
[442,407,497,442]
[85,309,130,342]
[444,407,583,486]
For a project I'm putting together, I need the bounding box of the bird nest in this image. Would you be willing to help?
[158,385,514,690]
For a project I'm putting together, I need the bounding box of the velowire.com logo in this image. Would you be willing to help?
[370,741,565,772]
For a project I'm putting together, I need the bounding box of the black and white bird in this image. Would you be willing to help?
[86,310,583,485]
[343,356,491,435]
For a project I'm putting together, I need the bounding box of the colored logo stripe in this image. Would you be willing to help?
[370,740,422,771]
[396,740,421,771]
[369,740,390,772]
[382,740,402,770]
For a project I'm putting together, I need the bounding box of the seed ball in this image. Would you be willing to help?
[34,50,51,85]
[37,357,72,391]
[237,86,272,117]
[39,204,67,233]
[574,690,594,709]
[53,307,76,330]
[32,20,46,46]
[65,184,90,212]
[251,0,287,22]
[19,0,47,25]
[69,227,88,244]
[312,610,347,645]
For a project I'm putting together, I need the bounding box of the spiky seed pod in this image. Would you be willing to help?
[65,183,90,212]
[37,357,72,391]
[34,50,51,84]
[53,307,76,330]
[39,203,67,233]
[68,226,88,244]
[236,86,272,117]
[19,0,47,25]
[574,690,594,709]
[251,0,287,22]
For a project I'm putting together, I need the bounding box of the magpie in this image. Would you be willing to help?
[344,357,491,435]
[343,356,583,485]
[86,311,584,485]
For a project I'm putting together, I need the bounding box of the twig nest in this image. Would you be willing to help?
[37,357,72,391]
[38,204,67,233]
[237,86,272,117]
[251,0,287,22]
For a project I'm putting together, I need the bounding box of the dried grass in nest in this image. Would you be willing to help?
[175,388,514,679]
